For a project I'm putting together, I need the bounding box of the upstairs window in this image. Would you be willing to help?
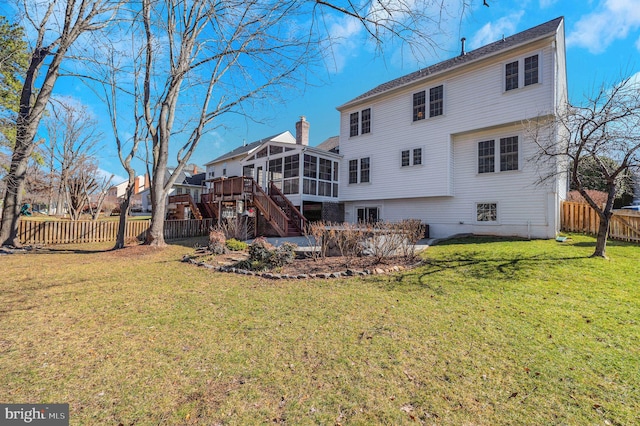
[414,85,443,121]
[478,136,519,173]
[401,150,410,167]
[429,85,443,117]
[524,54,538,86]
[361,108,371,134]
[349,108,372,136]
[500,136,519,171]
[360,157,370,183]
[506,54,539,91]
[350,112,359,137]
[505,61,519,91]
[413,148,423,165]
[401,148,423,167]
[348,159,358,184]
[478,140,495,173]
[349,157,371,184]
[413,91,426,121]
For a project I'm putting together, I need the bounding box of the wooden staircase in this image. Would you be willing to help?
[200,177,307,238]
[269,182,306,236]
[167,194,203,220]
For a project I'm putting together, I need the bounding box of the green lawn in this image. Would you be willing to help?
[0,235,638,425]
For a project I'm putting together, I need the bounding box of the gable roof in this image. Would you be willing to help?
[315,135,339,153]
[205,131,293,165]
[338,16,563,110]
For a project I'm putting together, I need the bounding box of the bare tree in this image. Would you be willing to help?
[531,75,640,258]
[0,0,121,247]
[131,0,479,247]
[64,158,111,220]
[100,37,147,249]
[43,99,102,216]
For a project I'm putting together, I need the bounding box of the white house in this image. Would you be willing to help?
[140,165,205,217]
[336,16,568,239]
[202,117,342,228]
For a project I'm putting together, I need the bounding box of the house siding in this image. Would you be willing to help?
[339,18,565,239]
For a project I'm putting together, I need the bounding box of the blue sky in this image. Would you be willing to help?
[5,0,640,184]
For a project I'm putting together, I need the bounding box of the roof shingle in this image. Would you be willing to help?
[338,17,563,109]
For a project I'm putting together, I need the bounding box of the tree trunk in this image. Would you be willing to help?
[146,171,167,247]
[0,141,33,247]
[146,197,166,246]
[113,197,131,249]
[592,214,610,258]
[113,175,135,249]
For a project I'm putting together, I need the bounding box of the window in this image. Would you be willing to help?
[401,150,410,167]
[242,164,254,178]
[319,158,332,181]
[477,203,497,222]
[429,85,443,117]
[500,136,519,171]
[401,148,423,167]
[506,54,539,91]
[413,148,422,165]
[268,158,282,181]
[350,112,359,137]
[270,145,283,155]
[360,157,370,183]
[283,179,299,195]
[349,159,358,184]
[256,147,268,158]
[284,154,299,178]
[413,91,425,121]
[303,178,317,195]
[283,154,299,195]
[505,60,519,91]
[333,161,339,181]
[361,108,371,134]
[349,108,372,136]
[478,140,495,174]
[357,207,379,223]
[524,54,538,86]
[304,154,317,178]
[478,136,519,173]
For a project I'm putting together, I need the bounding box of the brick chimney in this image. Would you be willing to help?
[295,116,309,146]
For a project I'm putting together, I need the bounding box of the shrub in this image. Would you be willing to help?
[208,229,227,255]
[248,237,274,263]
[226,238,248,251]
[269,242,297,267]
[236,238,297,271]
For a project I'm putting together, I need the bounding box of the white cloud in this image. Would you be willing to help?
[567,0,640,53]
[469,11,525,50]
[97,168,126,186]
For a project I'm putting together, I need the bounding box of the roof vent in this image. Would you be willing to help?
[460,37,466,56]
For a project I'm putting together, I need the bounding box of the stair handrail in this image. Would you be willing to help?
[268,182,307,234]
[249,179,288,236]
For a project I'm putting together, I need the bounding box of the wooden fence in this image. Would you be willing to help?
[18,218,214,245]
[561,202,640,243]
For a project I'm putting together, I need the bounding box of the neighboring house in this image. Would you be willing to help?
[140,165,205,218]
[199,117,342,235]
[336,17,568,239]
[204,131,296,184]
[107,174,150,212]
